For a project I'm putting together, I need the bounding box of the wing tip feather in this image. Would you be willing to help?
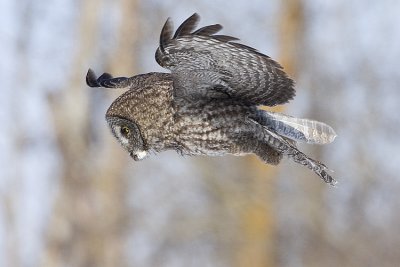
[193,24,223,36]
[86,68,100,87]
[160,17,173,52]
[173,13,200,39]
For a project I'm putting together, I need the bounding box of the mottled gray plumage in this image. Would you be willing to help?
[86,13,337,185]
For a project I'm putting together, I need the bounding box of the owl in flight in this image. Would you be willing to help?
[86,13,337,185]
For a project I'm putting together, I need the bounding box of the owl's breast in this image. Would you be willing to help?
[172,100,255,156]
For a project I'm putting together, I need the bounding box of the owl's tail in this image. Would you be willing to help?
[260,124,337,186]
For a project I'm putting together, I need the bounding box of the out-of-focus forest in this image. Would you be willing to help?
[1,0,400,266]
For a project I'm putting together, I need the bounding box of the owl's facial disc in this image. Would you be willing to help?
[106,116,147,160]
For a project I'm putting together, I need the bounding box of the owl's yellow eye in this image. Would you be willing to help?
[121,126,130,137]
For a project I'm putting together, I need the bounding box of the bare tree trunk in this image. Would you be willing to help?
[233,2,305,265]
[279,0,303,78]
[276,1,335,266]
[41,0,138,266]
[233,160,277,267]
[232,1,304,267]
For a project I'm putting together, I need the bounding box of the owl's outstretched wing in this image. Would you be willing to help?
[155,13,295,106]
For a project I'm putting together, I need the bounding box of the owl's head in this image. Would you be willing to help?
[106,116,148,161]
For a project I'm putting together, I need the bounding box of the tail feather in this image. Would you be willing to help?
[258,111,337,145]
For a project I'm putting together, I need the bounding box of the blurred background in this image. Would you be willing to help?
[1,0,400,266]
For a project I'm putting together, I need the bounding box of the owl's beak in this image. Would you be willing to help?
[130,152,140,161]
[130,151,148,161]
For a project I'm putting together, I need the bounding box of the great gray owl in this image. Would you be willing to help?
[86,13,337,185]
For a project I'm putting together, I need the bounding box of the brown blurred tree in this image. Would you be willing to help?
[233,1,304,266]
[41,0,138,266]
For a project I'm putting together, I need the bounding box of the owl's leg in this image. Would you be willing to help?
[254,142,282,165]
[86,69,129,88]
[230,130,282,165]
[262,127,337,186]
[248,119,337,185]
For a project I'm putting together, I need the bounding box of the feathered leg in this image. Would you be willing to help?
[254,142,283,165]
[259,125,337,186]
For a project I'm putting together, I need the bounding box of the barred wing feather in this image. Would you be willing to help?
[155,13,295,106]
